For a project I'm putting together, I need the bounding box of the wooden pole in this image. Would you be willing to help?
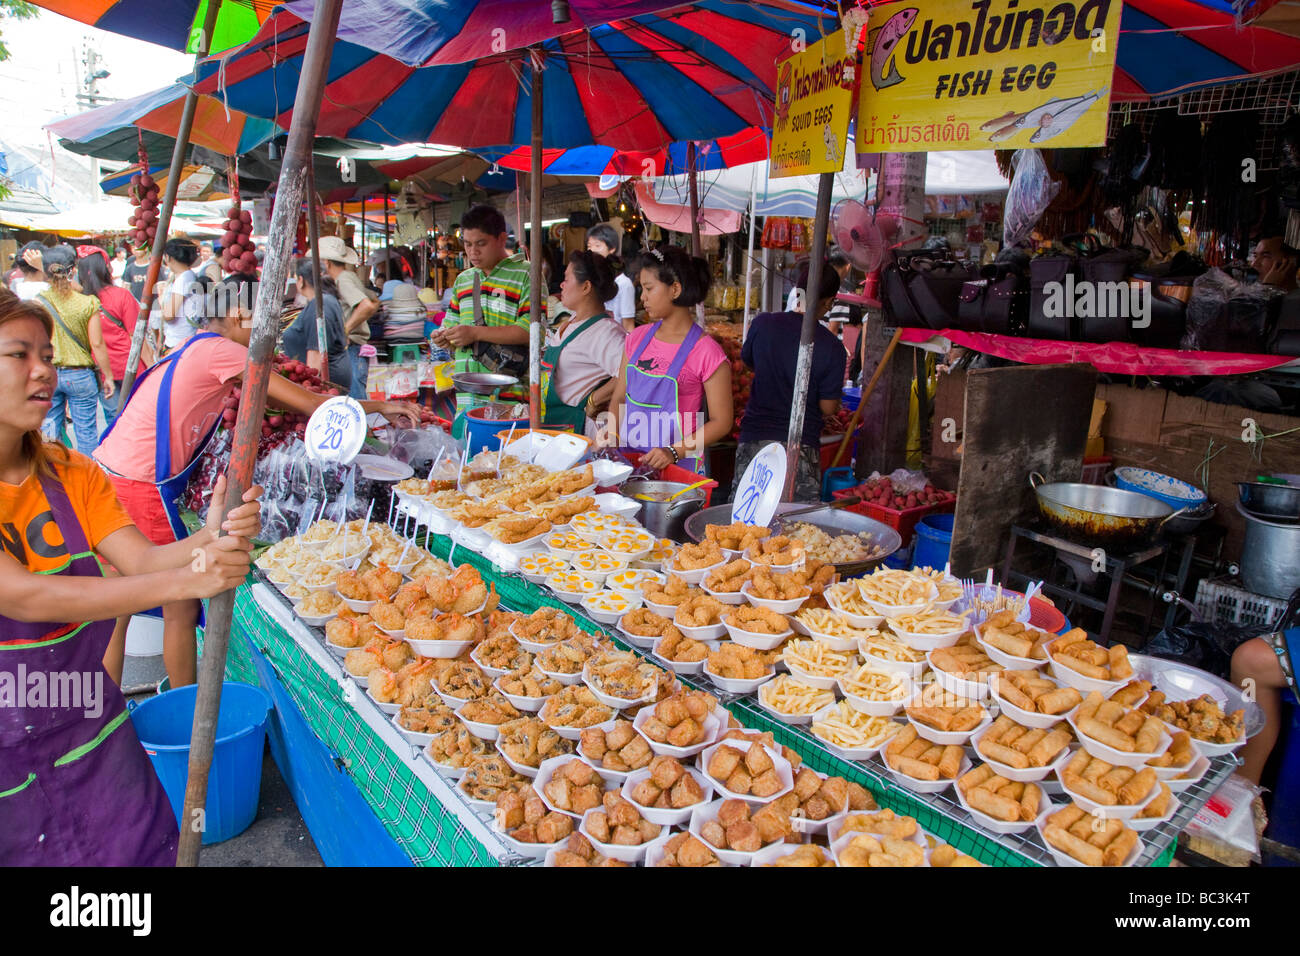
[831,328,903,469]
[742,166,758,339]
[383,185,392,279]
[687,141,705,327]
[306,163,328,376]
[175,0,345,868]
[116,0,223,414]
[783,173,833,501]
[528,50,544,432]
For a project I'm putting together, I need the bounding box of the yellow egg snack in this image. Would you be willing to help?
[607,569,664,593]
[547,571,601,595]
[547,531,593,552]
[520,553,569,576]
[601,529,655,555]
[572,550,628,573]
[647,538,677,562]
[584,590,634,614]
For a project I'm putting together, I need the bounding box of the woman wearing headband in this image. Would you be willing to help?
[599,245,732,473]
[73,245,153,421]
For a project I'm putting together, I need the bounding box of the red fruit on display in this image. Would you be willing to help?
[130,172,143,187]
[239,209,252,223]
[140,174,155,189]
[227,243,243,258]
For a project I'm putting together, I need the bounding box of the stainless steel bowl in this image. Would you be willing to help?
[1237,482,1300,522]
[622,479,709,542]
[684,502,900,577]
[453,372,519,395]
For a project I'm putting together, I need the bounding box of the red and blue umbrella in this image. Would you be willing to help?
[28,0,286,54]
[192,2,832,151]
[1115,0,1300,100]
[475,126,770,177]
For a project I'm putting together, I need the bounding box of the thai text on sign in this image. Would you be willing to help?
[771,30,855,179]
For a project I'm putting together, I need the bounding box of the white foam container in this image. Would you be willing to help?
[297,609,341,628]
[435,688,475,709]
[540,704,609,741]
[374,624,406,641]
[1129,788,1180,832]
[494,740,543,779]
[986,674,1071,729]
[324,635,361,658]
[754,676,834,726]
[1056,767,1161,820]
[722,618,792,651]
[581,592,643,626]
[390,711,439,747]
[577,807,662,863]
[661,555,724,586]
[673,608,728,642]
[970,724,1074,782]
[1045,639,1131,696]
[881,749,969,795]
[701,582,748,606]
[905,693,991,745]
[953,778,1039,834]
[407,635,476,658]
[825,589,885,629]
[975,623,1050,670]
[1163,753,1211,794]
[861,647,928,680]
[684,798,786,866]
[340,596,379,614]
[534,754,619,818]
[643,596,681,619]
[927,656,995,701]
[740,581,809,615]
[750,841,835,867]
[630,706,721,759]
[622,766,714,826]
[837,673,912,717]
[536,662,585,687]
[650,635,717,677]
[365,687,401,715]
[582,663,658,711]
[1149,739,1203,780]
[495,828,561,861]
[454,707,506,742]
[607,569,666,599]
[808,706,905,761]
[1066,712,1172,768]
[697,740,793,805]
[491,676,550,714]
[702,660,774,695]
[469,647,512,679]
[782,658,847,692]
[801,624,860,652]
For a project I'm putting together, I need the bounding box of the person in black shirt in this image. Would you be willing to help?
[121,245,153,300]
[732,258,846,502]
[282,262,352,392]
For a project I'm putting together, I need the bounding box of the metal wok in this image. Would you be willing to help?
[1030,472,1186,550]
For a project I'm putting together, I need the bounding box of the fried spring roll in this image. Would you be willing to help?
[979,739,1031,769]
[1019,783,1041,821]
[1118,767,1157,805]
[1108,644,1133,680]
[1134,716,1164,754]
[1087,817,1124,847]
[1055,655,1110,680]
[1064,772,1117,805]
[1044,824,1106,866]
[957,764,994,794]
[967,786,1021,822]
[1076,691,1104,722]
[889,753,940,781]
[937,745,963,779]
[985,629,1034,658]
[1026,727,1072,768]
[1079,717,1136,752]
[1036,687,1083,715]
[1102,828,1139,866]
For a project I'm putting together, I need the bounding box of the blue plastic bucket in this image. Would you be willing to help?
[821,466,857,502]
[842,386,862,412]
[912,513,955,571]
[463,407,529,456]
[129,682,272,845]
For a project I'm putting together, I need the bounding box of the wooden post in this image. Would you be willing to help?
[742,166,758,339]
[116,0,223,414]
[306,163,328,376]
[687,141,705,327]
[783,173,833,501]
[528,50,544,432]
[383,185,392,279]
[175,0,345,868]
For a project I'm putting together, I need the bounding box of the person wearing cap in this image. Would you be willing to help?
[11,242,50,301]
[431,205,532,419]
[316,236,377,401]
[27,245,112,453]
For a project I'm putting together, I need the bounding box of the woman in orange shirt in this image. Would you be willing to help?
[0,292,261,864]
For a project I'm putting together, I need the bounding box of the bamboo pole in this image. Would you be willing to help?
[528,51,544,432]
[175,0,345,868]
[783,172,833,501]
[306,163,328,376]
[115,0,223,414]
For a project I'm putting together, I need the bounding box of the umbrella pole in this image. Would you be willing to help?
[306,163,328,378]
[175,0,345,868]
[742,165,758,339]
[115,0,223,415]
[384,185,392,278]
[783,172,833,501]
[687,142,704,327]
[528,51,544,432]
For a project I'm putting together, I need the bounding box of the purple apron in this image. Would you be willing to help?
[0,471,178,865]
[622,322,705,474]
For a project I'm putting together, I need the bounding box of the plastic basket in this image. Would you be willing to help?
[1193,578,1288,629]
[832,486,956,546]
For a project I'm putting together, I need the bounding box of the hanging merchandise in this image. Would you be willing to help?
[789,217,809,255]
[1002,149,1060,247]
[1194,113,1262,261]
[761,216,792,249]
[220,200,257,275]
[126,136,158,250]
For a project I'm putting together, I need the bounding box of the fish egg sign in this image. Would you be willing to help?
[305,397,368,464]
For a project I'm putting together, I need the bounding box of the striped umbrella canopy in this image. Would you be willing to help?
[192,2,834,152]
[1115,0,1300,99]
[45,83,281,162]
[28,0,285,54]
[476,125,770,178]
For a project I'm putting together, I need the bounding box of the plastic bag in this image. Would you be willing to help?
[1143,619,1266,680]
[1182,773,1263,865]
[1182,271,1284,352]
[862,468,933,495]
[1002,149,1060,247]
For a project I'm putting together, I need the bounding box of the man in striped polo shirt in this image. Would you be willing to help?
[432,204,532,417]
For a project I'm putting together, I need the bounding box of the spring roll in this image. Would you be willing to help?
[1118,767,1157,805]
[979,739,1031,769]
[950,706,987,733]
[886,724,918,756]
[1087,816,1124,847]
[1001,725,1029,747]
[1139,783,1171,818]
[957,764,995,794]
[967,786,1021,822]
[1012,728,1048,754]
[1055,654,1110,680]
[994,679,1036,712]
[1076,691,1104,722]
[1019,783,1041,821]
[1026,727,1072,767]
[1108,644,1134,680]
[1102,827,1138,866]
[985,629,1034,658]
[1114,709,1145,737]
[1109,680,1149,706]
[1064,772,1117,805]
[889,753,940,781]
[1081,757,1111,784]
[1044,824,1106,866]
[1079,717,1137,752]
[1049,805,1087,829]
[1095,701,1126,725]
[983,714,1016,744]
[937,745,964,779]
[1054,629,1089,651]
[1099,766,1135,794]
[1000,780,1025,800]
[907,706,954,732]
[1134,716,1165,753]
[1068,816,1096,840]
[1036,687,1083,715]
[902,739,931,760]
[1066,749,1091,777]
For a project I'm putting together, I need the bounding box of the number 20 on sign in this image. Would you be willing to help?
[304,397,367,464]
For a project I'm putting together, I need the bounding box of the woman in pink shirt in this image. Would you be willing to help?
[600,246,732,474]
[95,275,421,688]
[73,245,153,417]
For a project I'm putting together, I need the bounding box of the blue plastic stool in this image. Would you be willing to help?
[821,466,856,502]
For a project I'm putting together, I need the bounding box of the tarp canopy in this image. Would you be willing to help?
[0,196,228,238]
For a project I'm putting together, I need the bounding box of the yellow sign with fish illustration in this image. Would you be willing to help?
[771,30,855,179]
[857,0,1121,152]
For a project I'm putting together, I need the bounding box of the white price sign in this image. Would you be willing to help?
[304,397,367,464]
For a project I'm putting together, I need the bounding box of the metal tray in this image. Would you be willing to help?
[683,502,901,577]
